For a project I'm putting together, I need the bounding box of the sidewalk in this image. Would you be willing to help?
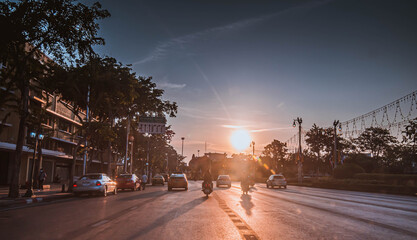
[0,184,73,209]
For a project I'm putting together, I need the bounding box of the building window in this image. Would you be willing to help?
[58,119,72,133]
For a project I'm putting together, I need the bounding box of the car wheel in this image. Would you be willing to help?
[113,187,117,195]
[168,187,172,191]
[185,187,188,191]
[74,192,80,197]
[102,187,107,197]
[228,185,231,188]
[284,185,287,189]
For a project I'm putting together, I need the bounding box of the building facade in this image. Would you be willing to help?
[0,88,111,186]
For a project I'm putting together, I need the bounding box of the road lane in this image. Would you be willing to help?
[0,181,416,240]
[215,183,417,240]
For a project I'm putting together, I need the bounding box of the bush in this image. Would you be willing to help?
[354,173,417,186]
[334,163,365,179]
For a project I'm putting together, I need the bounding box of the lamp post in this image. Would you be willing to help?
[293,117,303,184]
[333,120,340,170]
[181,137,185,157]
[251,141,255,156]
[24,132,44,197]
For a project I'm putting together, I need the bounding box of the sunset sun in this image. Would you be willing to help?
[230,129,251,152]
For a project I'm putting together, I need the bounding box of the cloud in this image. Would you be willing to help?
[133,0,331,66]
[157,82,186,89]
[276,102,285,109]
[250,127,293,133]
[221,125,250,129]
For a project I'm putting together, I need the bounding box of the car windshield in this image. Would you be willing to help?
[80,175,102,180]
[274,176,284,179]
[218,176,230,180]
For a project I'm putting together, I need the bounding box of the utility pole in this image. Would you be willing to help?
[180,137,185,172]
[124,115,130,173]
[146,137,150,177]
[293,117,303,184]
[83,85,90,175]
[197,150,200,157]
[181,137,185,157]
[24,132,43,197]
[130,141,133,174]
[333,120,340,170]
[252,141,255,156]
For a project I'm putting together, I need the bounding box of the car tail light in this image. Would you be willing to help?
[96,181,102,186]
[73,184,77,187]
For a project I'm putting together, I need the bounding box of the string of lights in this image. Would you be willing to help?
[283,90,417,150]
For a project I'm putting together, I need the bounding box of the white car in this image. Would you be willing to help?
[266,174,287,189]
[73,173,117,197]
[216,175,231,188]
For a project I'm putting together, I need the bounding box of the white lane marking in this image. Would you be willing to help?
[91,220,109,228]
[130,206,138,210]
[36,197,43,202]
[26,199,33,204]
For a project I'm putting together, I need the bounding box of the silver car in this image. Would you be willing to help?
[73,173,117,197]
[266,174,287,189]
[216,175,231,188]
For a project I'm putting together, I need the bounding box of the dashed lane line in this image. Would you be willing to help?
[213,192,261,240]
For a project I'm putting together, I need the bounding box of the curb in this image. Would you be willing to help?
[0,193,73,209]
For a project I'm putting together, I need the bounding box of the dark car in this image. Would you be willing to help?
[152,174,165,185]
[116,174,141,191]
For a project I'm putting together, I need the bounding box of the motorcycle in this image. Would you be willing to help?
[202,182,213,197]
[241,182,249,195]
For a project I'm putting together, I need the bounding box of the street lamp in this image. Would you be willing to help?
[250,141,255,156]
[181,137,185,157]
[24,132,44,197]
[293,117,303,184]
[333,120,341,169]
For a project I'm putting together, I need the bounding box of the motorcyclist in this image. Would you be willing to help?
[241,174,250,194]
[202,170,213,190]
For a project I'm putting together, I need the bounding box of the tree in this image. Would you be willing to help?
[0,0,109,198]
[403,117,417,151]
[263,139,287,172]
[355,127,397,165]
[305,124,327,175]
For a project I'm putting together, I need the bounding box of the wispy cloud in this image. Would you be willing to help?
[133,14,273,65]
[250,127,293,133]
[221,125,250,129]
[157,82,186,89]
[133,0,331,66]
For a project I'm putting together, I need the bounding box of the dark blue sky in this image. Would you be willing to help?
[91,0,417,161]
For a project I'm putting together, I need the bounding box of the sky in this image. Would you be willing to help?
[90,0,417,163]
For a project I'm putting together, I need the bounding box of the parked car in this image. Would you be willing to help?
[168,173,188,191]
[73,173,117,197]
[216,175,231,188]
[152,175,165,185]
[266,174,287,189]
[116,174,141,191]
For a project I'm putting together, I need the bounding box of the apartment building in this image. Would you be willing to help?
[0,88,112,186]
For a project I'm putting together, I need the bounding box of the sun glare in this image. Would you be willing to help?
[230,129,251,152]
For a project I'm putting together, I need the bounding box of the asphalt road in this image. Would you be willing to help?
[0,181,416,240]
